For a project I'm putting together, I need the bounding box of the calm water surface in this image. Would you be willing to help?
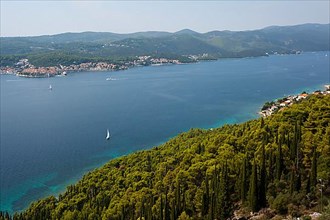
[1,52,329,213]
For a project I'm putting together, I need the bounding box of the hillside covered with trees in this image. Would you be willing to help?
[1,23,329,67]
[1,94,330,219]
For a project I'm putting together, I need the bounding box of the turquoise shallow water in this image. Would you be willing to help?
[1,51,329,213]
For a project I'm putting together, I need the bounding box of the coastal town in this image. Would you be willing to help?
[0,56,183,77]
[259,85,330,117]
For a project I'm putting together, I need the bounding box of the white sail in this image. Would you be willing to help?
[49,84,52,90]
[106,129,110,140]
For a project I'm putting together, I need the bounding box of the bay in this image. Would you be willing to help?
[1,51,329,213]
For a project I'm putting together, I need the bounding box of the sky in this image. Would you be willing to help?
[0,1,329,37]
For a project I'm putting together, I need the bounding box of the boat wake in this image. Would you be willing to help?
[6,80,23,82]
[106,77,128,81]
[106,129,111,140]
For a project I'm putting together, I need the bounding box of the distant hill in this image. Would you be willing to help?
[1,23,329,67]
[202,23,330,54]
[174,29,201,36]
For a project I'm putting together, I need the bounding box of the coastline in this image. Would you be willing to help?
[1,51,328,79]
[6,83,328,215]
[8,91,330,216]
[259,84,330,117]
[1,51,329,215]
[0,56,187,78]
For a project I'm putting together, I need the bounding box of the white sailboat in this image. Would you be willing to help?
[49,84,52,90]
[106,129,110,140]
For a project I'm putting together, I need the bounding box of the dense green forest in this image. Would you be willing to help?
[1,23,329,67]
[1,94,330,220]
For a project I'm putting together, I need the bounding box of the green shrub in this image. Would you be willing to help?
[271,193,290,215]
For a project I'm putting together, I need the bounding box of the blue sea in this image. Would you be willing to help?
[1,51,329,213]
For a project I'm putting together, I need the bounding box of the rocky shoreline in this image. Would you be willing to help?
[232,207,323,220]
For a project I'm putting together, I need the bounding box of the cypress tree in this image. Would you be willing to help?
[211,165,220,218]
[171,200,176,220]
[202,176,209,216]
[121,206,125,220]
[294,121,301,192]
[306,174,311,193]
[140,197,145,219]
[291,121,298,160]
[165,190,170,220]
[130,203,135,220]
[275,130,278,145]
[146,154,152,172]
[287,133,291,155]
[295,172,301,192]
[240,157,248,202]
[264,125,270,143]
[249,159,259,212]
[276,141,283,180]
[148,197,154,220]
[160,195,163,220]
[175,180,181,217]
[290,169,295,194]
[220,162,231,220]
[311,146,317,189]
[182,190,186,214]
[259,145,267,208]
[268,148,275,182]
[210,191,215,220]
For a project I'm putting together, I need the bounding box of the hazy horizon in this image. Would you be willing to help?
[0,22,329,38]
[1,1,329,37]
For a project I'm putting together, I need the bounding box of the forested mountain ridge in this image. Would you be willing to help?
[1,23,329,67]
[2,94,329,219]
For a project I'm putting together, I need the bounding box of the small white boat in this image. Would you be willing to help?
[106,129,110,140]
[49,84,52,90]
